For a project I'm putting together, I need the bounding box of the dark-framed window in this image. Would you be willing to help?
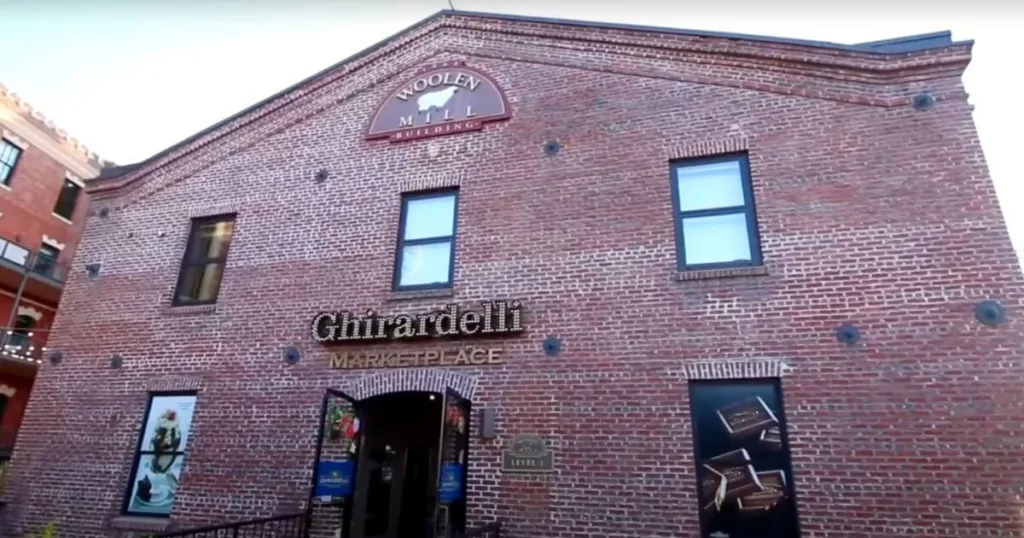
[688,378,801,538]
[123,392,198,517]
[7,315,34,349]
[172,214,237,306]
[0,139,22,186]
[52,178,82,220]
[393,189,459,291]
[33,245,61,279]
[670,153,762,270]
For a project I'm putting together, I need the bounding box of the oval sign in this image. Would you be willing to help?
[365,61,511,143]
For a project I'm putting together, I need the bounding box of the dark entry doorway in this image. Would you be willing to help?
[310,388,470,538]
[346,391,443,538]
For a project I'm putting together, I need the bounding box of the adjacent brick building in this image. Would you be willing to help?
[0,83,104,474]
[4,10,1023,538]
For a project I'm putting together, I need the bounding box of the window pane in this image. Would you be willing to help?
[53,180,81,219]
[399,241,452,287]
[127,453,187,516]
[176,263,225,303]
[0,141,20,185]
[1,242,29,266]
[403,195,455,240]
[190,220,235,260]
[676,160,746,212]
[141,395,197,454]
[681,213,752,266]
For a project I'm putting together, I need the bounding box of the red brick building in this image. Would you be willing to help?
[0,83,103,474]
[5,11,1023,538]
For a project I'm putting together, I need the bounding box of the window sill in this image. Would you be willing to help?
[162,303,218,316]
[674,265,769,281]
[0,183,10,192]
[386,288,456,302]
[51,212,74,225]
[109,516,172,532]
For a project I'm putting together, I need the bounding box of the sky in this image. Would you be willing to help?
[1,0,1021,264]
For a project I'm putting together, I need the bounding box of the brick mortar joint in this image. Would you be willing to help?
[147,377,203,392]
[400,171,465,192]
[187,201,244,218]
[680,359,792,379]
[346,369,478,400]
[673,264,770,281]
[669,137,749,160]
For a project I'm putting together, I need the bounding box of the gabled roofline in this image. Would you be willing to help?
[453,11,966,54]
[92,9,968,185]
[94,10,452,182]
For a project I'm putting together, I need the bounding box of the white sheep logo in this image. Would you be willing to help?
[416,86,458,113]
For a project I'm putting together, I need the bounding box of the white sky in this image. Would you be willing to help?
[1,0,1020,264]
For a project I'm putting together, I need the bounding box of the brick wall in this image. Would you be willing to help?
[5,14,1024,538]
[0,140,90,264]
[0,372,34,440]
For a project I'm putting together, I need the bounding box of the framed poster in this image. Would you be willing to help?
[688,379,800,538]
[124,393,198,516]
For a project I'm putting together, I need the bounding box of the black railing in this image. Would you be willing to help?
[457,521,502,538]
[151,513,306,538]
[0,332,45,363]
[0,237,69,283]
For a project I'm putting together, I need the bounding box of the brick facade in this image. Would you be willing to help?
[0,85,102,474]
[0,139,89,257]
[5,11,1024,538]
[0,84,102,270]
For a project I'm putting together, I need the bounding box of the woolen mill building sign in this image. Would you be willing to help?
[365,61,511,142]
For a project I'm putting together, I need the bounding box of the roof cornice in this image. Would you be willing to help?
[87,10,971,201]
[0,83,110,174]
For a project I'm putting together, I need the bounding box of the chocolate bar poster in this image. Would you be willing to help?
[688,380,800,538]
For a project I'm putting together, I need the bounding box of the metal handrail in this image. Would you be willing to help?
[0,237,69,283]
[150,512,306,537]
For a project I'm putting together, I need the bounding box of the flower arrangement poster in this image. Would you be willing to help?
[127,395,197,516]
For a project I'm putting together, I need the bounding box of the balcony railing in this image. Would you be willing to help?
[0,331,46,364]
[0,237,69,283]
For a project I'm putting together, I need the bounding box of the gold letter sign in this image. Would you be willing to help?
[310,301,524,344]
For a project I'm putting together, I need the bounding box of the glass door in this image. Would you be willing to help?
[311,388,364,538]
[433,388,470,538]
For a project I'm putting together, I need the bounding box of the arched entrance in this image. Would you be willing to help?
[309,371,473,538]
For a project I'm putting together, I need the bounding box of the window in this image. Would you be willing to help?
[33,245,60,279]
[670,154,762,269]
[688,379,800,538]
[0,239,29,266]
[123,392,197,516]
[173,215,237,306]
[52,178,82,220]
[394,190,458,290]
[0,140,21,186]
[7,315,34,349]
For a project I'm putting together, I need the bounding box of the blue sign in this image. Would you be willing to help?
[438,462,464,504]
[314,459,354,498]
